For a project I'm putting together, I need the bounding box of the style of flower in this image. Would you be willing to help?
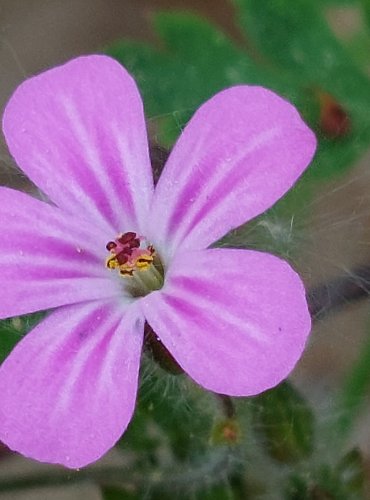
[0,55,316,468]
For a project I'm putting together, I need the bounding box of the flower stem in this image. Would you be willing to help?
[144,322,183,375]
[217,394,236,419]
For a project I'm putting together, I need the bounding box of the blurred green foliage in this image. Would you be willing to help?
[252,381,315,463]
[0,0,370,498]
[286,448,365,499]
[108,1,370,181]
[0,312,44,363]
[334,314,370,440]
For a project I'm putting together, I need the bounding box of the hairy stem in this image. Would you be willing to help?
[217,394,236,419]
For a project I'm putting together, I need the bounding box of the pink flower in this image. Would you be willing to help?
[0,55,316,468]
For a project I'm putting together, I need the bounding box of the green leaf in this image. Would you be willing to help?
[235,0,370,179]
[334,317,370,439]
[108,7,370,181]
[102,486,139,500]
[336,448,365,496]
[236,0,357,81]
[362,0,370,27]
[309,455,365,500]
[286,475,313,500]
[192,481,242,500]
[108,13,307,145]
[252,381,315,463]
[286,453,365,500]
[323,0,359,3]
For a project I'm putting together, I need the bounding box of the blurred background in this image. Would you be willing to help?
[1,0,370,498]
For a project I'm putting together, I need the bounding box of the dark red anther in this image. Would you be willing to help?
[119,245,134,255]
[116,251,129,265]
[118,232,137,245]
[128,238,140,249]
[106,241,117,252]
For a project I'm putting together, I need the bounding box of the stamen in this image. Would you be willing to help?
[105,231,164,297]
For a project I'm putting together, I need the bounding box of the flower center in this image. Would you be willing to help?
[105,232,164,297]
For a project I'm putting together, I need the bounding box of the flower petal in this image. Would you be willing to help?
[2,55,153,233]
[0,300,144,468]
[140,248,311,396]
[149,86,316,255]
[0,187,123,318]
